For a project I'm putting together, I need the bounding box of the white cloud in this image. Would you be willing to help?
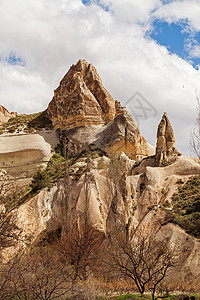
[0,0,200,155]
[188,44,200,58]
[0,62,51,113]
[154,0,200,31]
[99,0,161,24]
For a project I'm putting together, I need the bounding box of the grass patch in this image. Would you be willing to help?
[163,176,200,238]
[29,144,106,192]
[0,110,52,134]
[110,295,150,300]
[161,159,175,167]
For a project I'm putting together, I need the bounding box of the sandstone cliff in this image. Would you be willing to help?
[96,112,151,160]
[0,131,59,183]
[11,154,200,282]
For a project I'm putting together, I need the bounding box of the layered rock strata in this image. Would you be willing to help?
[0,131,59,180]
[47,59,152,159]
[47,59,116,129]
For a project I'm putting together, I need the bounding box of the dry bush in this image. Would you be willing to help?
[56,225,106,282]
[0,244,73,300]
[103,230,176,300]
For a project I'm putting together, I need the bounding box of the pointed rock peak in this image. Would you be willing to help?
[162,111,171,123]
[0,105,9,114]
[76,58,89,69]
[155,112,180,166]
[47,59,116,129]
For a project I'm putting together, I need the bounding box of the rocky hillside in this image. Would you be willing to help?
[0,105,16,124]
[0,59,200,287]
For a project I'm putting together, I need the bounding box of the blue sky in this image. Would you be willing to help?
[82,0,200,70]
[82,0,109,11]
[0,53,25,66]
[3,17,200,70]
[150,20,200,69]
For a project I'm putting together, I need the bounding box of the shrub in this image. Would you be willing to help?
[30,169,50,192]
[163,176,200,238]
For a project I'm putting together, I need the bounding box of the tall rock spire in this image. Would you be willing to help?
[47,59,116,129]
[155,112,180,166]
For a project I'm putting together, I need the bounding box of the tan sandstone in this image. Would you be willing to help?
[0,105,16,124]
[155,112,180,166]
[47,59,116,129]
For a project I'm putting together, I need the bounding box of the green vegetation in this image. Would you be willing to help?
[164,176,200,238]
[30,153,65,192]
[110,294,151,300]
[29,144,106,192]
[161,159,174,167]
[0,110,52,134]
[30,169,51,192]
[161,155,180,167]
[108,294,182,300]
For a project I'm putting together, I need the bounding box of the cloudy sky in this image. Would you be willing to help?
[1,0,200,155]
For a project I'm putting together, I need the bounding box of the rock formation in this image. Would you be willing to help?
[96,112,151,160]
[0,131,59,181]
[1,59,200,286]
[155,112,180,166]
[0,105,16,124]
[11,154,200,282]
[47,59,116,129]
[47,59,152,160]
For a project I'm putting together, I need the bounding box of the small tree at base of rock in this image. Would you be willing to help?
[105,231,176,300]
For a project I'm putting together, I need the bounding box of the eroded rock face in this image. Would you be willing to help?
[47,59,116,129]
[0,105,16,124]
[47,59,153,160]
[0,130,59,180]
[96,112,151,160]
[10,155,200,282]
[155,112,180,166]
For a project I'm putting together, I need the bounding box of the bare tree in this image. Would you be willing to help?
[0,245,72,300]
[105,231,175,300]
[0,174,22,252]
[56,225,105,282]
[191,94,200,159]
